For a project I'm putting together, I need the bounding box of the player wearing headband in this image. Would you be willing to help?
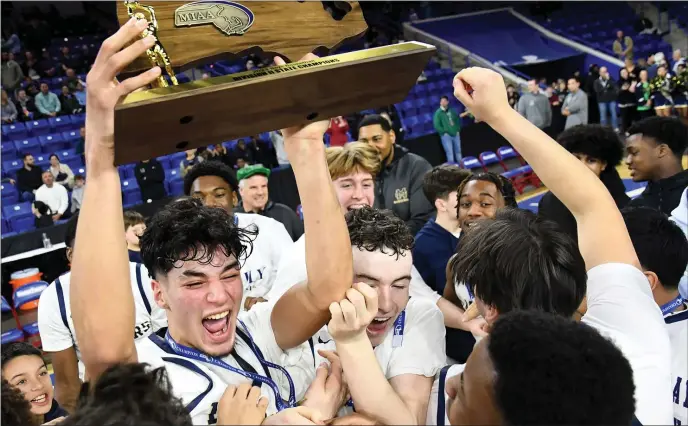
[70,19,352,425]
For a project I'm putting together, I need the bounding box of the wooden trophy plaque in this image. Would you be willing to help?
[113,1,436,165]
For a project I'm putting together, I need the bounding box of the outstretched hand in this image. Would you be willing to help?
[452,67,512,124]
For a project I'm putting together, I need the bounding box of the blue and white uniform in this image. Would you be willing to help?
[38,262,167,379]
[664,299,688,425]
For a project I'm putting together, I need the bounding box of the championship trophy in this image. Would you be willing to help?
[114,1,436,165]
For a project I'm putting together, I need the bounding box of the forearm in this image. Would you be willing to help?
[437,297,470,330]
[70,134,136,376]
[337,337,417,425]
[289,141,352,309]
[54,377,81,414]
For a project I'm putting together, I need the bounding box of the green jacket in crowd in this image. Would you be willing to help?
[433,107,461,136]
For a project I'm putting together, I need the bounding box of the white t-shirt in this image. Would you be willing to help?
[135,302,315,425]
[670,188,688,299]
[235,213,293,308]
[427,363,464,426]
[265,235,442,304]
[665,304,688,425]
[38,262,167,379]
[582,263,673,425]
[35,183,69,215]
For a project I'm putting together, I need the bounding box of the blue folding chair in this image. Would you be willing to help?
[49,115,72,132]
[26,119,51,137]
[13,137,42,156]
[2,122,29,140]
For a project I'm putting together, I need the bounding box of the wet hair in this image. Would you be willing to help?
[65,211,79,248]
[183,160,239,195]
[622,207,688,290]
[1,342,45,368]
[1,379,35,426]
[627,116,688,157]
[326,142,381,180]
[450,208,586,317]
[422,165,471,203]
[358,114,393,132]
[139,197,256,279]
[557,124,624,170]
[488,310,635,425]
[124,210,145,231]
[61,363,192,426]
[456,172,517,210]
[346,207,413,259]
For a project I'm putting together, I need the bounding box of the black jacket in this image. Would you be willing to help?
[627,169,688,215]
[538,168,630,240]
[593,77,619,103]
[374,145,434,235]
[134,159,167,201]
[16,165,43,193]
[234,200,304,241]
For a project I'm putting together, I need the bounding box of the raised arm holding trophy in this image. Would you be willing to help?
[113,0,436,164]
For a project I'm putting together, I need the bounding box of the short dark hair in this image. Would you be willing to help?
[450,208,587,317]
[440,95,449,101]
[74,174,84,181]
[627,116,688,157]
[358,114,392,132]
[1,379,33,426]
[60,363,192,426]
[557,124,624,169]
[183,160,239,195]
[568,76,581,84]
[123,210,145,231]
[422,165,471,203]
[346,207,413,259]
[457,172,517,209]
[1,342,45,367]
[139,197,256,279]
[65,211,79,248]
[488,310,635,425]
[22,153,32,160]
[622,207,688,289]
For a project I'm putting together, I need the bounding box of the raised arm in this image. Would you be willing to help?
[453,68,639,270]
[70,18,162,379]
[271,56,353,349]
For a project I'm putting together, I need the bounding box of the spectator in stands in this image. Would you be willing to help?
[234,165,304,241]
[71,174,84,213]
[1,342,68,424]
[73,81,86,108]
[625,57,640,81]
[64,68,84,92]
[35,170,68,222]
[377,104,404,143]
[646,54,659,79]
[236,157,248,169]
[326,116,349,147]
[232,138,252,165]
[270,130,289,167]
[20,51,39,81]
[14,89,36,121]
[613,30,634,60]
[35,82,61,118]
[358,114,434,235]
[38,49,58,78]
[1,89,17,123]
[433,95,463,163]
[124,210,146,263]
[562,76,588,129]
[626,116,688,214]
[672,49,686,74]
[539,125,629,239]
[59,85,83,115]
[1,29,22,55]
[1,50,24,91]
[207,143,237,168]
[634,69,654,120]
[517,80,552,131]
[134,157,167,202]
[594,66,620,131]
[619,68,637,132]
[16,153,43,202]
[247,135,275,168]
[75,126,85,163]
[651,65,673,118]
[414,164,471,293]
[49,153,74,189]
[58,47,80,74]
[179,148,202,177]
[674,63,688,124]
[506,84,519,109]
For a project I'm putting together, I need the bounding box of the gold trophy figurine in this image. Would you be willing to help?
[125,0,178,87]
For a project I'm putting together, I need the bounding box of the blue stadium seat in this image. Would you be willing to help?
[1,218,8,235]
[166,179,184,196]
[2,122,29,140]
[49,116,72,132]
[33,154,50,169]
[13,138,42,156]
[123,191,142,207]
[50,76,66,89]
[64,157,82,172]
[62,129,80,144]
[479,151,505,174]
[3,202,32,219]
[68,113,85,130]
[164,152,186,170]
[2,141,17,159]
[121,178,139,194]
[53,148,77,162]
[460,156,484,173]
[26,119,51,137]
[39,134,66,153]
[118,163,136,180]
[1,329,24,344]
[73,166,86,179]
[2,159,23,176]
[165,168,182,182]
[1,183,18,205]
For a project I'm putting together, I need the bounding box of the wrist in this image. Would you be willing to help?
[334,331,370,348]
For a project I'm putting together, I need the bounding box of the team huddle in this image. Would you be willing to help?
[2,17,687,426]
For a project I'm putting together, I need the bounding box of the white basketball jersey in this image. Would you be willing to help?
[665,306,688,425]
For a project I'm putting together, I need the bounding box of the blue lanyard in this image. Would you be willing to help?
[391,310,406,348]
[660,295,684,316]
[465,282,474,300]
[164,323,295,411]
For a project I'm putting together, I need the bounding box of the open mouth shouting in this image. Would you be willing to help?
[347,203,368,211]
[202,310,231,343]
[367,316,392,336]
[30,393,50,408]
